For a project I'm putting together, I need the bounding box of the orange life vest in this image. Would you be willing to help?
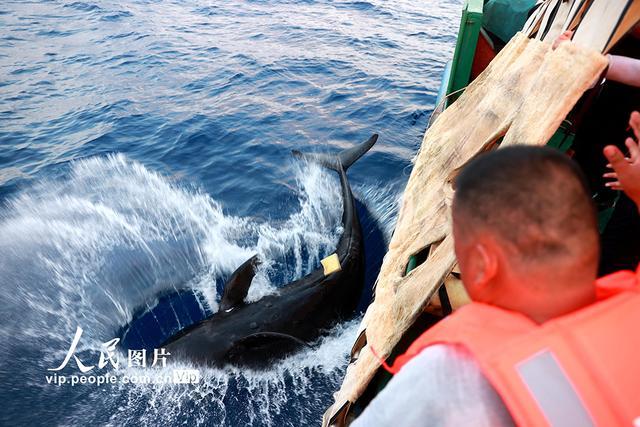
[390,267,640,427]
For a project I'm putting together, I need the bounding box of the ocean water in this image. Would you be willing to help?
[0,0,460,425]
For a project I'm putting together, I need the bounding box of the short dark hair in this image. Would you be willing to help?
[452,146,598,260]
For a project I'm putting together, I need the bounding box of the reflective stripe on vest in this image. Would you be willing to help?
[517,350,594,427]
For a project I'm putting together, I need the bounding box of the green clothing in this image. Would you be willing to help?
[483,0,537,43]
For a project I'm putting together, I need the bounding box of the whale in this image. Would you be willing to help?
[162,134,378,367]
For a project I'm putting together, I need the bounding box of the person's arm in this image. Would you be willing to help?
[606,55,640,88]
[603,111,640,212]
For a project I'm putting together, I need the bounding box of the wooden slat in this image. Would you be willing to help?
[563,0,593,32]
[604,0,640,52]
[537,0,561,40]
[572,0,634,51]
[542,0,574,41]
[525,1,551,38]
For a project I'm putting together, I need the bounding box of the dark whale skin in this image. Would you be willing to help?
[162,135,377,367]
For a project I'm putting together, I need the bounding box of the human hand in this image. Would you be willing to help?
[552,30,574,50]
[603,111,640,209]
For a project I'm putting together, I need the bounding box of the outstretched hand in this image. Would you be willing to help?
[603,111,640,209]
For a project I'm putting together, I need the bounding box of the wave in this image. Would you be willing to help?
[0,153,346,348]
[0,153,391,425]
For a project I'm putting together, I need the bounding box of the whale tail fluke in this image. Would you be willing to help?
[292,134,378,172]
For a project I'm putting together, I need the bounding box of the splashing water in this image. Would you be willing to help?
[0,0,461,422]
[92,320,362,427]
[0,153,396,426]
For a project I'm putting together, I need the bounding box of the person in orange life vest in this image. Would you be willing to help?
[353,113,640,427]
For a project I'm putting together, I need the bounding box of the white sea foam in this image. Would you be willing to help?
[0,154,398,425]
[81,319,361,427]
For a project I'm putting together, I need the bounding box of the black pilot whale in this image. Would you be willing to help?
[162,134,378,367]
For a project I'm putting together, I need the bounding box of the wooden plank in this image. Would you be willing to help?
[536,0,561,40]
[573,0,634,51]
[524,1,550,37]
[563,0,593,32]
[543,0,574,41]
[604,0,640,52]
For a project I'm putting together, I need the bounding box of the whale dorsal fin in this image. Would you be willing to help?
[220,255,261,311]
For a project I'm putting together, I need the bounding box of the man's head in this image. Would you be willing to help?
[452,146,599,322]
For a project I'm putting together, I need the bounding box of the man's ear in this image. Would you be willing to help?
[468,242,498,295]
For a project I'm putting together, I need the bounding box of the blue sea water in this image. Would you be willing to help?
[0,0,460,425]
